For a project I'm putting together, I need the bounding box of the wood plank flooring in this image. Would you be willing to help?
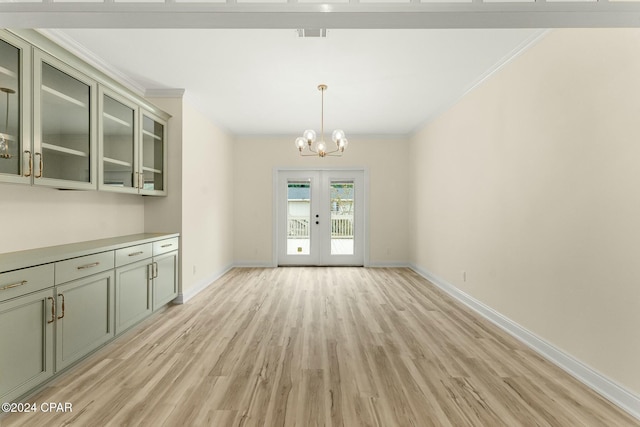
[2,267,638,426]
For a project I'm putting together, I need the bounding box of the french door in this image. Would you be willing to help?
[277,169,365,266]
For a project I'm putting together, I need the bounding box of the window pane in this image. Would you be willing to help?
[287,181,310,255]
[330,181,354,255]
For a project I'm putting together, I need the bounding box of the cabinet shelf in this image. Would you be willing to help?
[104,157,132,168]
[142,130,162,141]
[42,85,87,108]
[0,132,15,142]
[103,112,131,128]
[142,166,162,174]
[0,65,17,79]
[42,142,88,158]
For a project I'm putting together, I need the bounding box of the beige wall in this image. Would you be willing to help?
[179,101,235,293]
[0,184,144,253]
[233,136,410,265]
[409,28,640,394]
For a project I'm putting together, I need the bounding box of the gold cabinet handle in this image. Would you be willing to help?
[147,263,154,281]
[47,297,55,324]
[0,280,28,291]
[24,150,33,177]
[153,262,158,279]
[128,251,144,257]
[57,293,65,320]
[77,262,100,270]
[161,243,173,248]
[34,152,43,178]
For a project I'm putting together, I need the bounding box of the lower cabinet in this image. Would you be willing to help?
[0,289,55,404]
[55,270,115,372]
[115,259,152,334]
[0,233,178,405]
[152,250,178,310]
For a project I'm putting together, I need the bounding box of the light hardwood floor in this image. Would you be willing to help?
[2,267,638,426]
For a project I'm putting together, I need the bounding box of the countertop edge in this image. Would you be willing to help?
[0,233,180,273]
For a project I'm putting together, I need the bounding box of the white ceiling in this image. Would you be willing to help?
[56,28,545,137]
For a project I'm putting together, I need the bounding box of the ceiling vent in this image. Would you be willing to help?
[296,29,327,38]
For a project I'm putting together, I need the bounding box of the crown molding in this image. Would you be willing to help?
[37,29,146,97]
[146,88,186,99]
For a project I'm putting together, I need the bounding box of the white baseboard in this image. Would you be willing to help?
[175,263,234,304]
[234,261,276,268]
[410,264,640,422]
[367,261,410,268]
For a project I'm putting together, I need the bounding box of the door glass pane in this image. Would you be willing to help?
[41,62,91,182]
[142,115,164,191]
[330,181,355,255]
[0,39,20,176]
[287,181,311,255]
[103,95,135,188]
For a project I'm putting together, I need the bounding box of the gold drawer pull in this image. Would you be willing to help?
[161,243,173,248]
[24,150,33,177]
[77,262,100,270]
[0,280,28,291]
[57,293,65,320]
[128,251,144,257]
[35,152,43,179]
[47,297,55,324]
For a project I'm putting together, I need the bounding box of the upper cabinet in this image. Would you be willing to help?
[99,87,138,194]
[98,88,167,196]
[140,110,167,196]
[33,50,97,190]
[0,31,31,185]
[0,30,170,196]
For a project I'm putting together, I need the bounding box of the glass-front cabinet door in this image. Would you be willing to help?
[99,87,138,193]
[139,110,166,196]
[33,50,96,190]
[0,31,31,184]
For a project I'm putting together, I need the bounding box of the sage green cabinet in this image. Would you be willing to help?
[152,251,178,310]
[33,49,97,190]
[115,259,152,334]
[0,233,178,403]
[0,30,31,185]
[55,270,115,372]
[139,110,167,196]
[98,86,139,194]
[0,288,55,404]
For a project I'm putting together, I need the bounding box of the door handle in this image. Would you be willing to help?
[57,293,65,320]
[47,297,55,324]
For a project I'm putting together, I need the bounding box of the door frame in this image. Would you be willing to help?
[273,167,370,267]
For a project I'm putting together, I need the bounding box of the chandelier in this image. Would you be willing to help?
[295,84,348,157]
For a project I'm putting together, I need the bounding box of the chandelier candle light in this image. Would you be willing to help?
[295,84,348,157]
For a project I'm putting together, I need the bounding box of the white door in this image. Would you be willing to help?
[277,169,365,266]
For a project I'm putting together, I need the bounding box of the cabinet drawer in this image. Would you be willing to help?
[115,243,153,267]
[55,251,114,285]
[0,264,54,303]
[153,237,179,256]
